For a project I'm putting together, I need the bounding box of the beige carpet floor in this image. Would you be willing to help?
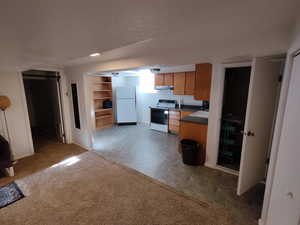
[0,151,236,225]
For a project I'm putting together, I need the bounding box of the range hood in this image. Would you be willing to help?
[155,85,174,90]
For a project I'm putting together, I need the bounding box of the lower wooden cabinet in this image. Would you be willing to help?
[169,110,180,133]
[169,119,180,126]
[169,110,180,119]
[168,110,193,133]
[169,124,179,133]
[180,121,208,165]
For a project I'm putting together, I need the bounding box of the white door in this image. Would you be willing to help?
[265,53,300,225]
[237,58,281,195]
[116,99,137,123]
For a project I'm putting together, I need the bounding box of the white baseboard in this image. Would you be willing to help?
[204,163,239,176]
[14,151,34,160]
[72,142,92,151]
[258,218,264,225]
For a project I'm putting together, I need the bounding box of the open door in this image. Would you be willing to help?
[237,58,281,195]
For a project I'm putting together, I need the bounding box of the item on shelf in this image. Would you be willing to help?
[103,100,112,109]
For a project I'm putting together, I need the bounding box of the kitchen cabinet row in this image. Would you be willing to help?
[154,63,212,101]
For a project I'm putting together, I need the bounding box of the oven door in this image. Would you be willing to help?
[151,108,168,125]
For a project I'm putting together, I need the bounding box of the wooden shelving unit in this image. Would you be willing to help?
[91,76,114,130]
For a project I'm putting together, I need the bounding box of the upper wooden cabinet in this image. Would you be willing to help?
[154,67,211,99]
[194,63,212,101]
[185,71,195,95]
[154,73,165,86]
[164,73,174,86]
[154,73,174,86]
[173,72,186,95]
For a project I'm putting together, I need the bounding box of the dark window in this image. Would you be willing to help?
[71,83,81,129]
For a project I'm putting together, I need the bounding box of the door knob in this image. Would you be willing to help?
[246,131,255,136]
[240,130,255,136]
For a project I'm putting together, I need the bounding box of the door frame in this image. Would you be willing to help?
[18,67,72,154]
[210,61,252,174]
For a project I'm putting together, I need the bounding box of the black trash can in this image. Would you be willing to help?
[181,139,200,165]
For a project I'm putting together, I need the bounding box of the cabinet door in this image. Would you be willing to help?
[185,71,195,95]
[169,124,180,133]
[173,72,185,95]
[169,110,180,119]
[169,110,180,133]
[155,73,165,86]
[179,122,208,164]
[194,63,212,100]
[164,73,174,86]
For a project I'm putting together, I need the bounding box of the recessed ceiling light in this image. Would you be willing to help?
[89,53,101,57]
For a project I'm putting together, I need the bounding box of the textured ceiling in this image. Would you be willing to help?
[0,0,299,71]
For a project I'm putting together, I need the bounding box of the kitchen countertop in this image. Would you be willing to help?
[170,104,208,112]
[150,105,208,112]
[180,115,208,125]
[149,104,209,125]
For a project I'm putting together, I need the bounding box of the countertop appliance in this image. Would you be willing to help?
[116,87,137,124]
[150,99,177,132]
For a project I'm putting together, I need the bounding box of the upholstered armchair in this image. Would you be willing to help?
[0,96,14,177]
[0,134,14,176]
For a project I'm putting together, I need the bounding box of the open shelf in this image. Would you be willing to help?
[96,115,113,120]
[94,97,112,100]
[94,90,112,92]
[95,108,113,112]
[96,124,113,130]
[90,75,114,130]
[95,116,113,128]
[94,82,112,84]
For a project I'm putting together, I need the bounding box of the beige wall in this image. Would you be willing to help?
[64,68,92,150]
[0,68,72,160]
[0,71,34,159]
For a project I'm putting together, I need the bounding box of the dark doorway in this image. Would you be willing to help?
[22,70,64,151]
[217,67,251,171]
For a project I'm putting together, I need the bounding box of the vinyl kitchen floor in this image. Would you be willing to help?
[93,124,264,225]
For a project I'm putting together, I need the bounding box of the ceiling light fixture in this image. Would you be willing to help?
[89,53,101,57]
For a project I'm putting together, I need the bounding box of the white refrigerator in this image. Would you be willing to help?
[116,87,137,124]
